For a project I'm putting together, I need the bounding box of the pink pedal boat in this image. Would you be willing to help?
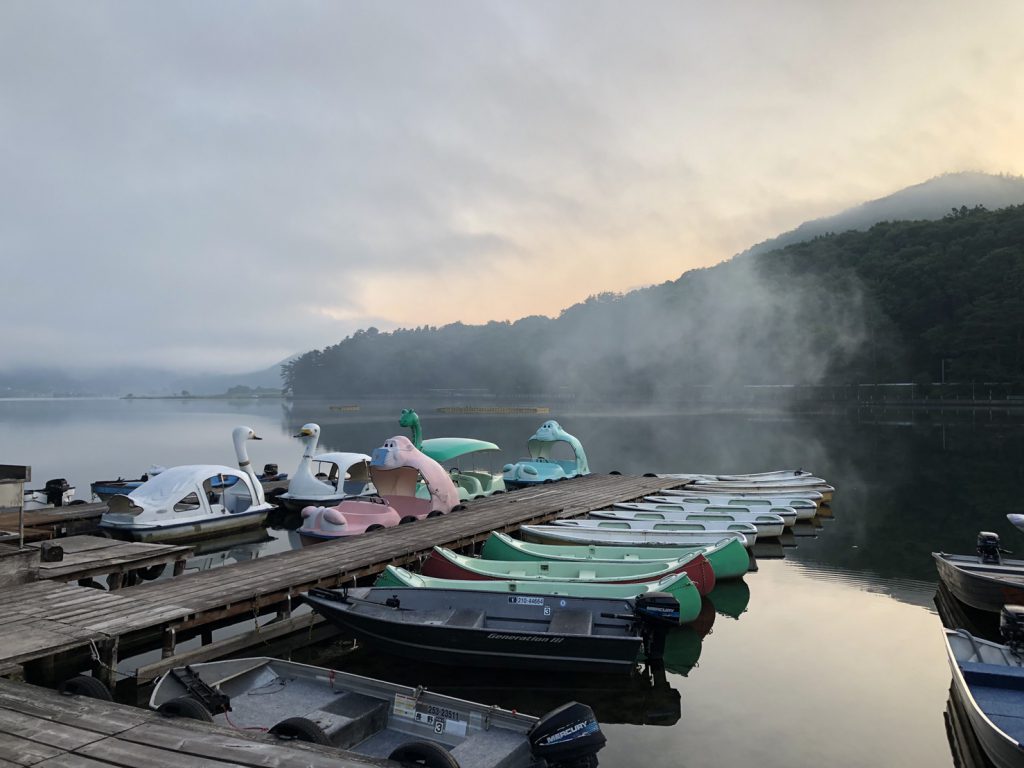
[299,435,459,542]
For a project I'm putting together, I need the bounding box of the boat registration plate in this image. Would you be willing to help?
[393,695,467,736]
[508,595,545,606]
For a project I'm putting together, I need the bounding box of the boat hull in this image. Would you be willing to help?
[480,532,750,580]
[945,629,1024,768]
[522,525,753,549]
[304,588,644,673]
[422,548,716,595]
[933,553,1024,613]
[99,508,268,544]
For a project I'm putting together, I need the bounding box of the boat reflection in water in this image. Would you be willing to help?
[662,597,718,677]
[176,528,275,576]
[317,643,681,726]
[946,685,997,768]
[934,582,1001,643]
[752,539,785,560]
[708,579,751,620]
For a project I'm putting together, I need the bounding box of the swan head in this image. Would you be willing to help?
[294,423,321,440]
[233,426,262,445]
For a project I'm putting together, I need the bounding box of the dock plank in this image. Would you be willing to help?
[117,721,385,767]
[0,709,105,751]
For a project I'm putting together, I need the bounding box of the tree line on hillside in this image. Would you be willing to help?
[283,204,1024,399]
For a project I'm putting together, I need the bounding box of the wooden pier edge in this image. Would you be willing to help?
[0,474,687,686]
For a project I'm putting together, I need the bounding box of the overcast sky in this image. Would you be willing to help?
[2,1,1023,373]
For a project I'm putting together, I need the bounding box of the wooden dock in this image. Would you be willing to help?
[28,536,193,590]
[0,676,382,767]
[0,474,684,687]
[0,502,107,542]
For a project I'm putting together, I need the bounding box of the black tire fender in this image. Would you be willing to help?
[136,563,167,581]
[58,675,112,701]
[157,695,213,721]
[269,716,332,745]
[388,739,461,768]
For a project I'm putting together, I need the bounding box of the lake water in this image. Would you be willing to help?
[4,396,1022,766]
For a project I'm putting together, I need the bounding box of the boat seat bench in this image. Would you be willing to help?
[547,610,593,635]
[445,609,486,628]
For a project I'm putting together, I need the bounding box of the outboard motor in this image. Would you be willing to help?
[261,463,280,480]
[977,531,1004,564]
[1001,605,1024,656]
[633,592,679,662]
[528,701,605,768]
[44,478,71,507]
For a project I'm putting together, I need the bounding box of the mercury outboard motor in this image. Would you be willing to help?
[44,478,71,507]
[977,531,1004,564]
[528,701,605,768]
[1001,605,1024,656]
[633,592,678,662]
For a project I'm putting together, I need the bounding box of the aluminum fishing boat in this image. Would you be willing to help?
[151,657,608,768]
[303,586,679,672]
[934,532,1024,613]
[944,606,1024,768]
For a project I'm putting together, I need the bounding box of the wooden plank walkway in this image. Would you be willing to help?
[0,503,107,541]
[0,474,682,682]
[0,677,385,767]
[27,536,193,589]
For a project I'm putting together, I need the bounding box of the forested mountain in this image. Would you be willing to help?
[741,172,1024,259]
[285,204,1024,399]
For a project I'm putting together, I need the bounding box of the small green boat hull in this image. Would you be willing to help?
[481,532,750,580]
[374,565,702,625]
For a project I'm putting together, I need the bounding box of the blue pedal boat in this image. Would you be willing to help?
[502,421,590,489]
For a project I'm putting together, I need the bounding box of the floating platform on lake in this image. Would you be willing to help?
[27,535,193,590]
[0,676,378,768]
[0,502,108,542]
[328,404,361,412]
[0,474,684,688]
[436,405,551,415]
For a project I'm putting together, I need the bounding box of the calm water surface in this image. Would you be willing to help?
[4,397,1022,766]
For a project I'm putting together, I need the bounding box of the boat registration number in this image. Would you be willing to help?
[508,596,545,606]
[393,696,467,737]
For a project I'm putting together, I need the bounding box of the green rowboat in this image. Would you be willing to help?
[374,565,702,625]
[481,531,750,580]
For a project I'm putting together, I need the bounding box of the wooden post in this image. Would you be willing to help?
[94,638,118,693]
[162,627,176,658]
[172,558,186,577]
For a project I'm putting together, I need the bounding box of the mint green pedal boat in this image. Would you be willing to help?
[374,565,702,625]
[480,531,750,580]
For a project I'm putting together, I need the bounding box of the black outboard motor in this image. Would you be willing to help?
[1001,605,1024,656]
[44,478,71,507]
[978,531,1003,564]
[528,701,605,768]
[633,592,679,662]
[261,463,279,480]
